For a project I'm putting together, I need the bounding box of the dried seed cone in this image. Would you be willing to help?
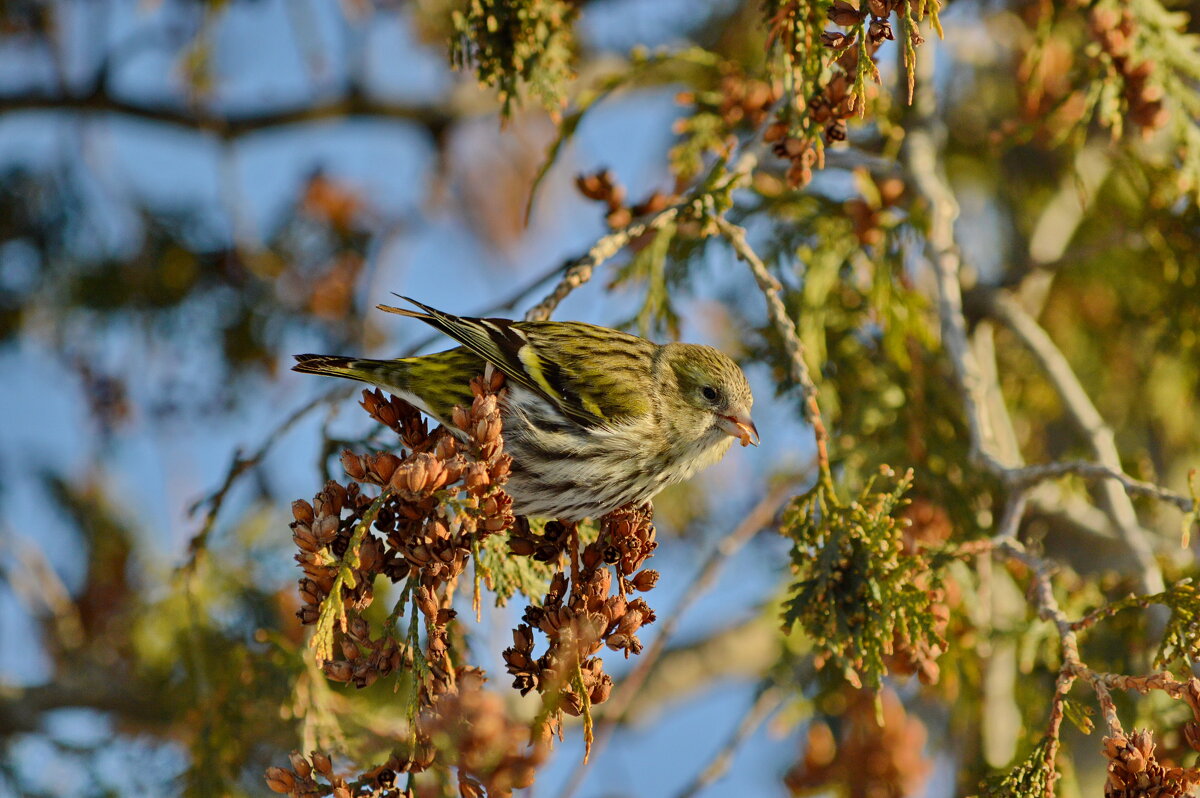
[282,372,666,794]
[1102,730,1197,798]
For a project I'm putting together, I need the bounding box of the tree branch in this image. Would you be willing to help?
[672,683,783,798]
[715,215,833,488]
[0,85,455,140]
[523,206,682,322]
[1011,461,1193,514]
[986,291,1164,592]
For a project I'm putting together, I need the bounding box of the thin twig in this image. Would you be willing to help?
[1042,668,1076,797]
[672,683,784,798]
[525,152,758,322]
[184,388,344,572]
[553,479,801,798]
[524,206,683,322]
[715,216,833,489]
[989,532,1184,741]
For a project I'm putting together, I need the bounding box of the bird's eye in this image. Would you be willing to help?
[701,385,719,402]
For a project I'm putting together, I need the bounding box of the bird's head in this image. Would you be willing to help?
[658,343,759,448]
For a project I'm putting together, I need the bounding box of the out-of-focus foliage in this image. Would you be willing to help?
[2,164,378,411]
[450,0,577,116]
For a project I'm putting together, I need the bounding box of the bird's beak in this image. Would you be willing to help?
[718,412,760,447]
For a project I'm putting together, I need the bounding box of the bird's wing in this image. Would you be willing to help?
[377,297,653,426]
[517,320,655,425]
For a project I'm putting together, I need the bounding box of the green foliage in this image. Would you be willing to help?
[1030,187,1200,465]
[1061,696,1096,735]
[475,524,555,606]
[134,562,310,795]
[1117,0,1200,195]
[1152,580,1200,668]
[781,468,945,690]
[450,0,576,116]
[667,60,773,180]
[311,494,389,666]
[610,222,681,338]
[978,735,1058,798]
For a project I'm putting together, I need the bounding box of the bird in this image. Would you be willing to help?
[293,297,758,521]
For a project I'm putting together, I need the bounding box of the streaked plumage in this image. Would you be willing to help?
[293,298,758,520]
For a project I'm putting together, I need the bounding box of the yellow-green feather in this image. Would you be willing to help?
[518,322,654,422]
[293,348,480,422]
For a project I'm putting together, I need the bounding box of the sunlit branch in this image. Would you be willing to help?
[715,215,833,488]
[902,37,1194,786]
[902,40,1168,594]
[523,206,682,322]
[1007,461,1194,514]
[987,291,1164,590]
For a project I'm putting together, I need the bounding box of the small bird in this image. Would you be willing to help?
[293,298,758,520]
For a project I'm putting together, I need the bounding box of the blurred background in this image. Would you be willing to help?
[1,0,1199,796]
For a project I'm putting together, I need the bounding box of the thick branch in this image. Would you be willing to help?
[987,292,1164,593]
[904,54,1008,476]
[902,42,1166,595]
[0,672,167,736]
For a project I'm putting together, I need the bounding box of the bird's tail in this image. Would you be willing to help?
[292,354,411,389]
